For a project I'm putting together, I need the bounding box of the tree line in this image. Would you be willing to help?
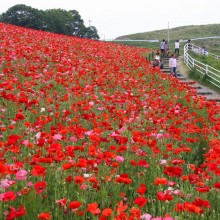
[0,4,100,40]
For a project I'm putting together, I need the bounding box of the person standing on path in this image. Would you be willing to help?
[169,54,177,78]
[160,39,165,57]
[174,40,180,56]
[164,41,170,57]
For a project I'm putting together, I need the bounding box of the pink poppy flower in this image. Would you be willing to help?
[53,134,62,140]
[115,156,125,163]
[141,213,152,220]
[22,140,29,146]
[16,170,28,181]
[70,136,78,142]
[0,179,15,190]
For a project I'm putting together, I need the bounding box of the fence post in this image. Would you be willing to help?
[152,51,154,60]
[186,53,188,66]
[206,65,208,76]
[184,45,186,64]
[192,59,194,68]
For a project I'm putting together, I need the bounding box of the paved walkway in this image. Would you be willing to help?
[177,56,220,101]
[161,56,220,102]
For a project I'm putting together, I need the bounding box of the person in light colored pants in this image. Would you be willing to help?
[169,54,177,78]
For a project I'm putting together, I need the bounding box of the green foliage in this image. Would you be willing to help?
[114,41,159,50]
[69,10,87,37]
[188,68,203,81]
[0,4,44,30]
[0,4,100,39]
[42,9,78,36]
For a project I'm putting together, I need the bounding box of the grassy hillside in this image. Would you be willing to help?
[113,24,220,55]
[192,38,220,55]
[2,23,220,220]
[116,24,220,41]
[113,39,220,56]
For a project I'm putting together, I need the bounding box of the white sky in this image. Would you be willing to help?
[1,0,220,40]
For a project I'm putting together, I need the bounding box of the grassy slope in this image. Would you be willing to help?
[113,24,220,55]
[116,24,220,41]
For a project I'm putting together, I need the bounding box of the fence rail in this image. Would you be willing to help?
[184,44,220,88]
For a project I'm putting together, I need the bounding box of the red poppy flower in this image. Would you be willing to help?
[15,113,25,120]
[133,197,148,207]
[65,175,73,182]
[31,165,46,177]
[1,191,17,202]
[137,184,147,195]
[196,186,210,193]
[184,202,202,214]
[164,166,183,177]
[34,181,47,194]
[102,208,113,217]
[192,197,211,208]
[75,176,85,184]
[86,202,100,215]
[56,198,67,208]
[69,201,82,210]
[116,200,128,213]
[38,212,52,220]
[130,207,141,218]
[154,177,168,186]
[7,135,22,145]
[214,182,220,189]
[62,163,73,170]
[0,162,7,177]
[6,205,26,220]
[157,191,173,201]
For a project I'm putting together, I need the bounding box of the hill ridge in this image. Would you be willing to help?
[116,23,220,41]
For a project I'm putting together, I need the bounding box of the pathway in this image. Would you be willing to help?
[161,56,220,103]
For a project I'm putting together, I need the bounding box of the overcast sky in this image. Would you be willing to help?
[1,0,220,40]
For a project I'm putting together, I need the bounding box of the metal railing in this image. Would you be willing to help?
[184,44,220,88]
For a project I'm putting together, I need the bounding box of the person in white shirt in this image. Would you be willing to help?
[153,52,161,67]
[169,54,177,78]
[174,40,180,56]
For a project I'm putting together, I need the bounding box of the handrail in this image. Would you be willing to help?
[184,44,220,89]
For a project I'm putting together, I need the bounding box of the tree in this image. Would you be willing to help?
[42,9,73,35]
[0,4,44,30]
[68,10,99,39]
[84,26,99,40]
[69,10,86,37]
[0,4,100,39]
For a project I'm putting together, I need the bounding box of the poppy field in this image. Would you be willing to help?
[0,23,220,220]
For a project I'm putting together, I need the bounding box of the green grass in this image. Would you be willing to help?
[189,51,220,71]
[185,51,220,92]
[112,41,159,50]
[114,23,220,56]
[113,40,184,59]
[191,38,220,55]
[116,24,220,42]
